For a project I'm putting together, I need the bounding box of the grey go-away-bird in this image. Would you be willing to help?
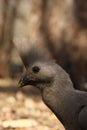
[18,60,87,130]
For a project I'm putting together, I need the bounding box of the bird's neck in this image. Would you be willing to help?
[42,72,75,126]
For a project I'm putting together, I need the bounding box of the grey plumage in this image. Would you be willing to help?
[18,60,87,130]
[14,43,52,69]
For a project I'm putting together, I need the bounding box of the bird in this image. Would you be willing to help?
[18,60,87,130]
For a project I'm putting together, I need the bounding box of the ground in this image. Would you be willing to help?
[0,79,65,130]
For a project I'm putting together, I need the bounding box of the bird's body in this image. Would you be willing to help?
[42,71,87,130]
[18,61,87,130]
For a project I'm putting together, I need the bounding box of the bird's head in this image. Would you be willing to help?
[18,61,57,90]
[18,61,74,121]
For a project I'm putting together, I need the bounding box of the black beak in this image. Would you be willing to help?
[18,73,50,88]
[18,74,30,88]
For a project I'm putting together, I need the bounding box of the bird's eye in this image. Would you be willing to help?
[32,66,40,73]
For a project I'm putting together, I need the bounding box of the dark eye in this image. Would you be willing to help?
[32,66,40,73]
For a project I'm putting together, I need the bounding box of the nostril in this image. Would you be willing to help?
[20,74,29,82]
[32,66,40,73]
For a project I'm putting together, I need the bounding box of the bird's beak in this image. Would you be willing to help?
[18,80,25,88]
[18,74,30,88]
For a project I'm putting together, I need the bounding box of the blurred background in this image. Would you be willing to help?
[0,0,87,130]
